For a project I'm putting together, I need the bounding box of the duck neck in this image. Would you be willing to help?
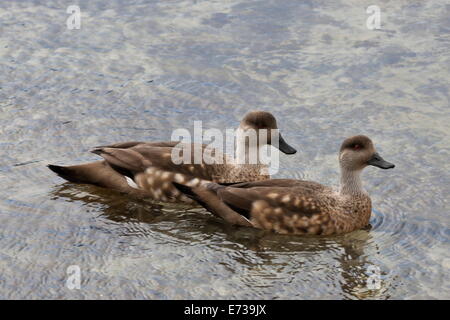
[339,168,366,196]
[235,129,262,165]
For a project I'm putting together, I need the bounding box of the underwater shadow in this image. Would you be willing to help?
[50,182,387,299]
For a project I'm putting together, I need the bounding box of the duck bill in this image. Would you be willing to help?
[367,152,395,169]
[277,134,297,154]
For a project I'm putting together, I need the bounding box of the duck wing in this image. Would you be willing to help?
[174,179,334,232]
[219,178,327,192]
[94,141,180,149]
[91,143,228,181]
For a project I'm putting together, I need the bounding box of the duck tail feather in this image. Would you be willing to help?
[47,164,86,183]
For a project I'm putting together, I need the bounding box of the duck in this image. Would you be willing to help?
[48,111,297,202]
[173,135,395,234]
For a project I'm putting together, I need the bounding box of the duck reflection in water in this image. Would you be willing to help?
[51,183,387,299]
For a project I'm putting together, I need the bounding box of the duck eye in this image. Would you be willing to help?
[353,144,361,150]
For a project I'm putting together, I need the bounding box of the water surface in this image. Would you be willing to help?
[0,0,449,299]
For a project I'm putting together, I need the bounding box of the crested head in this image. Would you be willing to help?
[339,135,374,153]
[338,135,394,196]
[339,135,394,171]
[240,111,278,130]
[236,110,296,156]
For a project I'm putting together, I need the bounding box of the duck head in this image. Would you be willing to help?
[339,135,395,171]
[238,111,297,155]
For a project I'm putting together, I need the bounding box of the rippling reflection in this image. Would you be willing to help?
[0,0,449,299]
[50,183,404,299]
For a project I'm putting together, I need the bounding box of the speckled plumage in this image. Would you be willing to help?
[245,182,372,235]
[48,111,296,203]
[174,135,395,235]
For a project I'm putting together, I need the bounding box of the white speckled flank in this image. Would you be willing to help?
[174,136,394,236]
[47,111,296,204]
[125,176,139,189]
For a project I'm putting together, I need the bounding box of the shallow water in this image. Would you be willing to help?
[0,0,449,299]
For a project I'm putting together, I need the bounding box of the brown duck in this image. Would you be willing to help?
[173,135,395,235]
[48,111,296,202]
